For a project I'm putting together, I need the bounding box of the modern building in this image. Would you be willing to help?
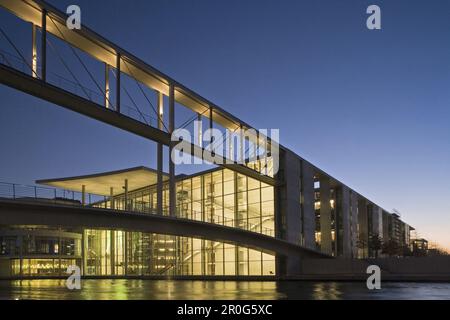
[0,0,417,278]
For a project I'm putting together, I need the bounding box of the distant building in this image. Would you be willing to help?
[411,238,429,256]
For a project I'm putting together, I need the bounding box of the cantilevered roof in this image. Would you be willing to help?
[36,166,168,196]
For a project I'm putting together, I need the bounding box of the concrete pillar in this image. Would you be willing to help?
[228,129,233,162]
[81,230,85,276]
[110,187,114,209]
[301,161,315,250]
[262,134,268,176]
[157,92,164,215]
[350,191,359,258]
[239,125,244,163]
[373,206,383,239]
[252,133,258,165]
[197,113,202,146]
[110,230,115,276]
[31,24,38,78]
[105,63,110,108]
[81,185,86,206]
[319,176,332,255]
[358,199,369,258]
[283,150,302,245]
[116,53,121,112]
[168,83,176,217]
[340,186,351,258]
[157,92,164,129]
[124,179,128,210]
[41,9,47,82]
[382,210,389,243]
[209,107,213,133]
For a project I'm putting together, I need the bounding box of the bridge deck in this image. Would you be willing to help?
[0,199,329,259]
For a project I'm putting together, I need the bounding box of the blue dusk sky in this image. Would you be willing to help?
[0,0,449,250]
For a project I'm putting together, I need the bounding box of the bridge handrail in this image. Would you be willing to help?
[0,48,159,127]
[0,181,274,237]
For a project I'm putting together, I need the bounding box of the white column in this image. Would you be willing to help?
[124,179,128,210]
[110,187,114,209]
[158,92,164,130]
[81,185,86,206]
[168,84,176,217]
[157,91,164,215]
[105,63,110,108]
[31,24,38,78]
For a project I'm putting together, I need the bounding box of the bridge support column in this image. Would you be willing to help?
[239,125,244,163]
[105,63,110,108]
[286,255,302,276]
[116,53,121,113]
[197,113,202,146]
[193,113,203,165]
[81,185,86,206]
[31,24,37,78]
[41,9,47,82]
[124,179,128,210]
[227,127,233,161]
[110,230,115,275]
[157,91,164,215]
[276,254,303,277]
[168,84,176,217]
[110,187,114,210]
[209,107,213,132]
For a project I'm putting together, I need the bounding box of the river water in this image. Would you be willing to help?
[0,279,449,300]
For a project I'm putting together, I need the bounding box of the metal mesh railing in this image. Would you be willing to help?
[0,181,274,237]
[0,49,159,128]
[0,181,106,206]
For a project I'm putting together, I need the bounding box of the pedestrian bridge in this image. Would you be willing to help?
[0,199,329,261]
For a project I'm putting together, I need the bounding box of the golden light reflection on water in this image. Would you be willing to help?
[0,279,282,300]
[312,282,342,300]
[1,280,450,300]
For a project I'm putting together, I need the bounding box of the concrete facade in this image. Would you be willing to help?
[358,199,369,258]
[340,186,351,258]
[350,191,359,258]
[319,176,332,255]
[301,161,316,250]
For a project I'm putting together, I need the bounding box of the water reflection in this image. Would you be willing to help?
[0,279,449,300]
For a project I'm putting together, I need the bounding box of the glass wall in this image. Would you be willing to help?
[83,229,276,276]
[0,227,82,277]
[98,168,275,237]
[176,169,275,236]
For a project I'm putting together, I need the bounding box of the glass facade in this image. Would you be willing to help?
[86,168,276,276]
[1,227,275,277]
[0,227,82,277]
[1,168,276,277]
[83,230,275,276]
[94,168,275,237]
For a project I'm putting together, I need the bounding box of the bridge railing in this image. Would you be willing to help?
[0,181,106,206]
[0,49,159,128]
[0,181,275,237]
